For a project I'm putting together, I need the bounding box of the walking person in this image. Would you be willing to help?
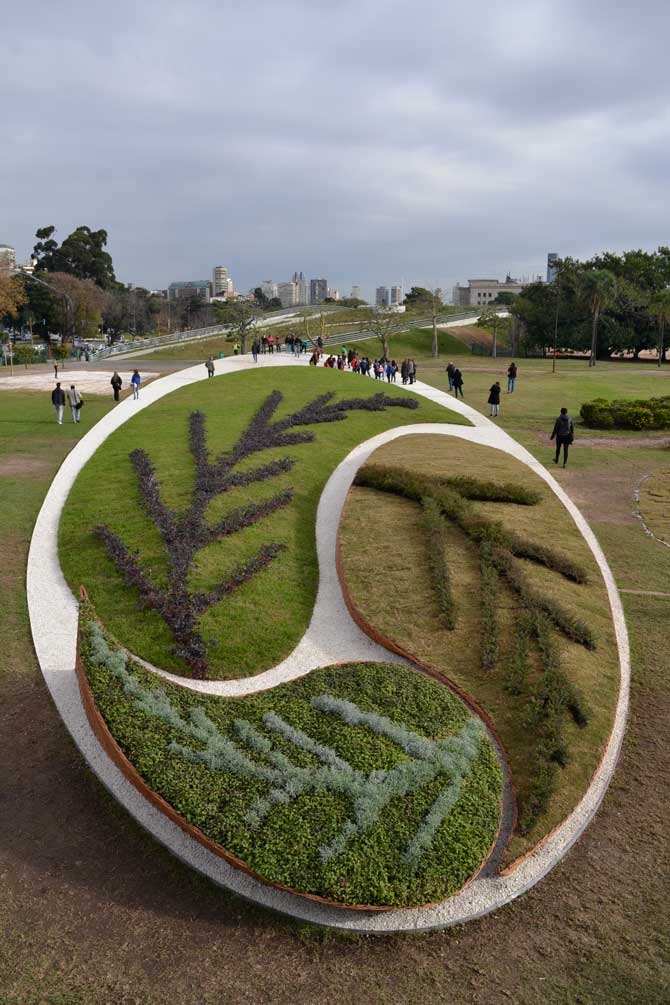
[110,371,123,402]
[488,381,501,417]
[507,362,518,393]
[409,359,417,384]
[131,370,141,400]
[51,382,65,425]
[252,338,260,363]
[453,368,464,398]
[67,384,82,423]
[550,407,574,467]
[205,356,215,378]
[446,362,455,391]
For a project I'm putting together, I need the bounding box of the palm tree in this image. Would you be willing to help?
[578,269,617,367]
[650,290,670,367]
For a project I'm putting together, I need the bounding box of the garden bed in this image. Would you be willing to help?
[77,601,503,908]
[338,434,620,863]
[59,367,466,680]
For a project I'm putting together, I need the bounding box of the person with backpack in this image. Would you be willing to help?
[507,362,518,393]
[487,381,501,417]
[551,407,575,467]
[51,382,66,425]
[453,368,464,399]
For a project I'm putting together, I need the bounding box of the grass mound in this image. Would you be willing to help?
[59,367,466,679]
[80,604,503,907]
[339,433,620,862]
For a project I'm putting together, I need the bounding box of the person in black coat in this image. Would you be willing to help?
[551,407,574,467]
[453,368,464,398]
[488,381,501,417]
[51,382,65,425]
[110,371,123,401]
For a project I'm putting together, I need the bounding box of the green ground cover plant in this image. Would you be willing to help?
[339,434,620,861]
[59,367,466,679]
[581,394,670,429]
[81,604,502,907]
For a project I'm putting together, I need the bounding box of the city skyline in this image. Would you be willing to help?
[4,2,670,298]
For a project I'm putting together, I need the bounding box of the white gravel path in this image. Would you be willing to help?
[26,354,630,931]
[0,370,158,394]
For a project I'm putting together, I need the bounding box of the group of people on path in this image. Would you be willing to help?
[51,383,83,425]
[446,361,518,414]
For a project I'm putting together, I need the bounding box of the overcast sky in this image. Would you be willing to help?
[3,0,670,300]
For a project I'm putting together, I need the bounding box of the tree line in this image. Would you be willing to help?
[510,247,670,364]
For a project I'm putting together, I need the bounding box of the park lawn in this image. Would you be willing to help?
[338,433,621,863]
[59,366,467,680]
[1,369,670,1002]
[81,611,503,908]
[345,326,472,362]
[639,467,670,544]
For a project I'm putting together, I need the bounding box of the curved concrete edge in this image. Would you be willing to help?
[27,357,630,932]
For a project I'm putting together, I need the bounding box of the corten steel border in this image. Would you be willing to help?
[27,355,631,932]
[76,589,505,912]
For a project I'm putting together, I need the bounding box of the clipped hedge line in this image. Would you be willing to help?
[80,604,503,908]
[580,395,670,430]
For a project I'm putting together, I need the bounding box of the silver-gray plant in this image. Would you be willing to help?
[88,622,485,869]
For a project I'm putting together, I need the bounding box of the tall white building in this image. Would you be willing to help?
[327,288,340,301]
[277,281,299,308]
[212,265,233,298]
[351,285,362,301]
[375,286,390,307]
[390,285,403,306]
[261,280,278,299]
[0,244,17,273]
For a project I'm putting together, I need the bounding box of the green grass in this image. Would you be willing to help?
[82,611,502,908]
[638,468,670,544]
[345,326,472,362]
[59,367,467,679]
[338,434,620,862]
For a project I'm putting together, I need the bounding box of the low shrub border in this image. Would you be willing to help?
[580,394,670,430]
[77,594,504,909]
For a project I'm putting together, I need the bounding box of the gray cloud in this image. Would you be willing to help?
[2,0,670,300]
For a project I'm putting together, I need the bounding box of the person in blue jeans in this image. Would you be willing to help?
[131,370,141,399]
[507,362,518,393]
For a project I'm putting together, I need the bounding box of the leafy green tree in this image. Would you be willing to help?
[215,299,258,353]
[492,291,517,306]
[650,290,670,366]
[578,269,618,366]
[32,225,117,289]
[254,287,270,308]
[13,344,35,368]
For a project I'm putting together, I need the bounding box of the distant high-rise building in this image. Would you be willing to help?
[261,280,278,299]
[292,271,308,305]
[327,288,340,301]
[310,278,328,304]
[390,285,403,306]
[547,253,559,283]
[277,281,299,308]
[0,243,17,273]
[375,286,390,307]
[168,280,211,302]
[212,265,234,297]
[350,285,362,301]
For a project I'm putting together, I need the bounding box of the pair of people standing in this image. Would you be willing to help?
[51,383,82,424]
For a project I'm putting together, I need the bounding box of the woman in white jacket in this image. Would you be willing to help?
[66,384,82,423]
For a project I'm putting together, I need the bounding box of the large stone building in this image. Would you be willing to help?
[167,280,211,302]
[451,277,526,307]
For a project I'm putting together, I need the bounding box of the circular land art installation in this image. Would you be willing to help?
[28,355,630,932]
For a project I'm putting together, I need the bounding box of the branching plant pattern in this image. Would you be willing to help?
[95,390,417,677]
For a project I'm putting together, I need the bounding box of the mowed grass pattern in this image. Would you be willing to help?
[59,367,466,679]
[339,434,620,862]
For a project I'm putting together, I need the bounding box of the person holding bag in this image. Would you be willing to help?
[66,384,82,424]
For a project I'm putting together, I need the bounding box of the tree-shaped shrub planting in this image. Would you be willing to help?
[95,391,417,678]
[353,463,593,831]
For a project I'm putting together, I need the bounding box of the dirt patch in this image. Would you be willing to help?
[537,430,670,450]
[0,455,54,479]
